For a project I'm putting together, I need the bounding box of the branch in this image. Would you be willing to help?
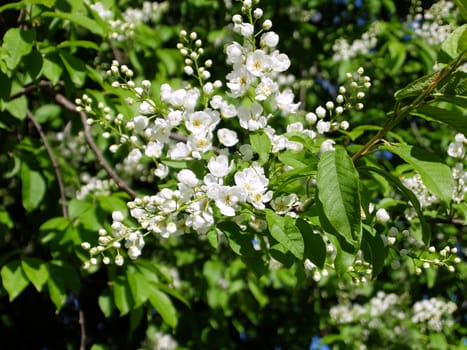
[27,110,69,218]
[78,309,86,350]
[53,93,137,199]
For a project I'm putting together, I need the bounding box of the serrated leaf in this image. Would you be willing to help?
[2,28,35,70]
[414,105,467,135]
[41,11,105,37]
[265,209,304,260]
[148,289,177,328]
[296,219,326,269]
[21,258,49,292]
[395,71,438,100]
[21,163,46,212]
[384,143,454,202]
[250,131,272,165]
[317,148,362,247]
[1,260,30,301]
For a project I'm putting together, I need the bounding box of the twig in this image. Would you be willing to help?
[27,110,69,218]
[53,93,137,199]
[78,309,86,350]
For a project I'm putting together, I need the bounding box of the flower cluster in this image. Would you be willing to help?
[80,0,369,269]
[332,22,380,62]
[329,291,458,348]
[87,1,169,42]
[407,0,457,46]
[411,297,457,332]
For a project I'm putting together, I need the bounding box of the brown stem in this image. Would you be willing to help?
[53,93,137,199]
[78,309,86,350]
[27,110,69,218]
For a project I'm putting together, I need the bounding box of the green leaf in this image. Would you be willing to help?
[0,1,25,12]
[25,0,56,7]
[34,104,62,123]
[21,258,49,292]
[57,40,100,51]
[438,24,467,64]
[41,11,105,37]
[47,270,67,312]
[126,266,151,307]
[1,260,30,301]
[218,221,255,256]
[360,166,431,244]
[250,131,272,165]
[429,333,448,350]
[98,287,115,317]
[42,54,63,85]
[317,148,362,247]
[5,94,27,120]
[384,144,454,202]
[265,209,304,260]
[148,289,177,328]
[454,0,467,21]
[394,71,438,101]
[23,49,43,80]
[59,51,87,87]
[1,28,35,70]
[21,163,46,212]
[414,105,467,135]
[296,219,326,269]
[248,279,268,308]
[361,227,386,278]
[113,275,133,315]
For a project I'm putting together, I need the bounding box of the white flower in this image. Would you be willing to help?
[132,115,149,131]
[255,77,278,101]
[271,194,298,214]
[112,211,125,222]
[320,139,335,153]
[154,163,169,179]
[225,41,244,64]
[274,89,300,114]
[177,169,199,187]
[185,110,220,135]
[261,31,279,48]
[208,154,234,177]
[144,141,163,158]
[209,185,247,216]
[316,106,326,118]
[169,142,191,160]
[226,66,253,97]
[376,208,390,223]
[235,22,254,37]
[237,103,268,131]
[316,120,331,134]
[139,100,156,115]
[270,50,290,72]
[217,128,239,147]
[246,50,271,77]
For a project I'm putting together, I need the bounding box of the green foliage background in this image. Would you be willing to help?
[0,0,465,349]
